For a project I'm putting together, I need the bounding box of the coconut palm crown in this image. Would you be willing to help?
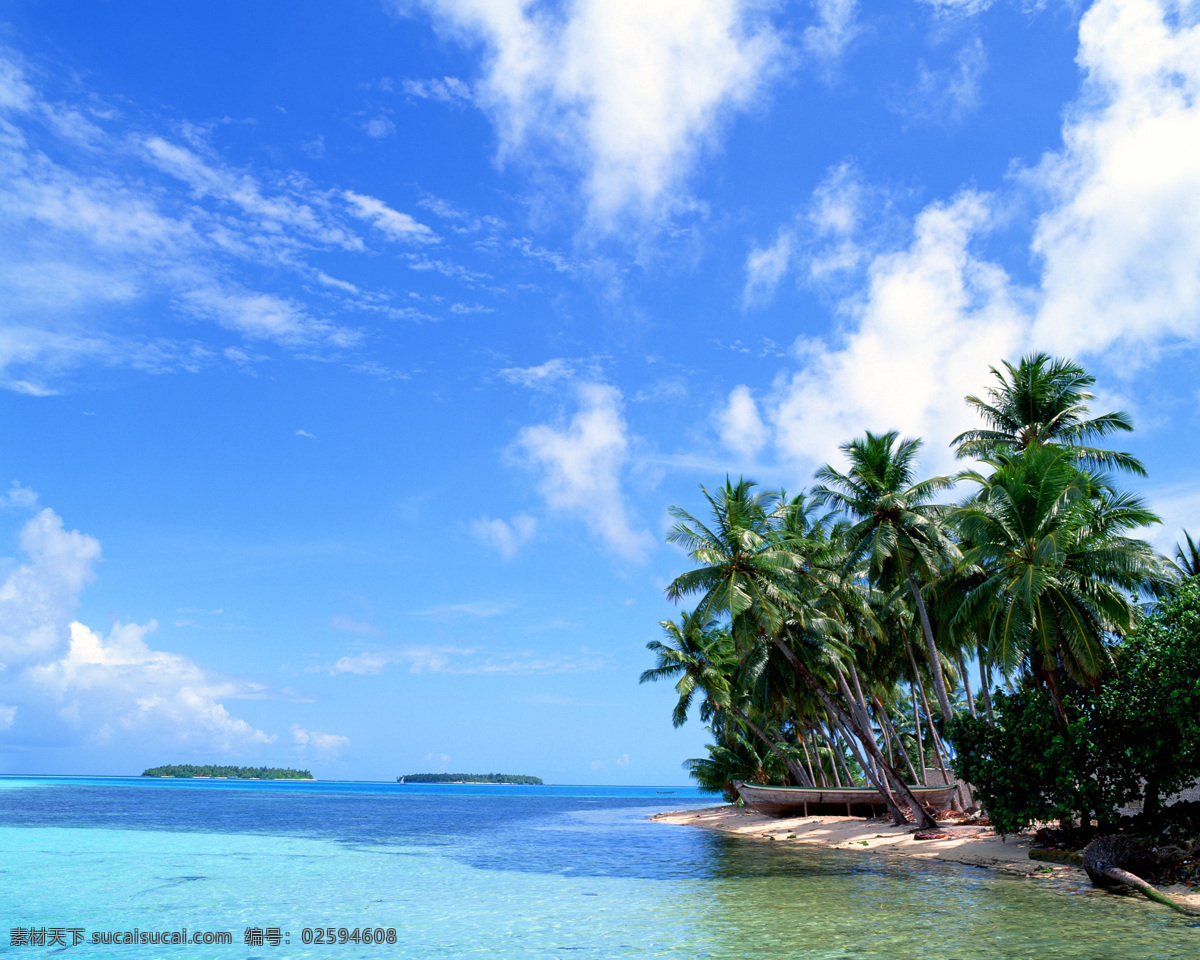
[953,444,1165,707]
[812,430,960,721]
[952,352,1146,475]
[1174,530,1200,579]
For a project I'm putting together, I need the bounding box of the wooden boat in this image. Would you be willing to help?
[733,780,957,818]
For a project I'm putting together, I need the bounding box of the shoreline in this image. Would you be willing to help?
[652,805,1200,909]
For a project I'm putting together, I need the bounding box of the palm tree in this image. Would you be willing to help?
[813,431,960,723]
[1174,530,1200,578]
[640,611,813,786]
[665,478,797,630]
[952,444,1165,721]
[664,478,938,828]
[952,353,1146,475]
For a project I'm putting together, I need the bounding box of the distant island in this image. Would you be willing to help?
[142,765,314,780]
[397,773,543,785]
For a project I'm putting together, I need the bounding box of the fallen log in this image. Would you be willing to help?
[1082,835,1200,916]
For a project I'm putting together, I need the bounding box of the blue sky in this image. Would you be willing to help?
[1,0,1198,783]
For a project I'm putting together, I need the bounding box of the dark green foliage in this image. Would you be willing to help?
[951,686,1113,835]
[141,765,312,779]
[952,578,1200,834]
[397,773,543,784]
[1097,577,1200,816]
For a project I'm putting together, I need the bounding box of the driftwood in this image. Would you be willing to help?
[1081,835,1200,916]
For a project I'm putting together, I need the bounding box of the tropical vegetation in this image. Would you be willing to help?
[644,353,1195,830]
[142,765,313,779]
[398,773,544,784]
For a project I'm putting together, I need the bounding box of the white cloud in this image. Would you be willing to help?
[905,38,988,125]
[177,288,359,348]
[803,0,860,73]
[27,620,274,750]
[471,514,537,558]
[742,161,871,307]
[917,0,994,16]
[772,192,1026,472]
[410,0,786,230]
[0,507,101,666]
[0,48,451,393]
[516,382,653,559]
[309,643,605,676]
[0,51,35,110]
[742,228,794,307]
[1,480,39,510]
[0,499,273,753]
[717,385,770,460]
[142,136,362,250]
[1030,0,1200,360]
[296,429,317,439]
[761,0,1200,470]
[362,116,397,138]
[343,190,439,243]
[311,649,410,675]
[499,357,577,388]
[402,76,473,104]
[291,723,350,754]
[1140,482,1200,555]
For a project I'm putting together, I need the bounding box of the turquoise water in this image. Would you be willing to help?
[1,776,1195,958]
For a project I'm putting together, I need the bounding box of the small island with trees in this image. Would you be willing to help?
[397,773,543,785]
[142,765,314,780]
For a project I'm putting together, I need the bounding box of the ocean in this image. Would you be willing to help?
[0,776,1195,958]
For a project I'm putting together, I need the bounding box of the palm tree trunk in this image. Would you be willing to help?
[773,637,937,828]
[817,724,844,787]
[875,694,921,786]
[810,730,829,787]
[914,662,955,788]
[876,698,896,768]
[901,557,955,721]
[978,648,995,725]
[830,725,857,785]
[831,717,871,787]
[834,671,884,785]
[798,728,818,787]
[911,686,926,783]
[956,651,977,719]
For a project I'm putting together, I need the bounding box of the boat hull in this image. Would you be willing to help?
[733,781,957,818]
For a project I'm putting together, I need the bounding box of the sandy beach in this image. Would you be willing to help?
[653,805,1200,910]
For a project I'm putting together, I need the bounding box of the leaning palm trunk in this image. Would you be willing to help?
[729,705,813,787]
[816,723,844,787]
[809,730,830,787]
[874,694,922,786]
[828,723,858,785]
[911,687,926,782]
[831,716,873,787]
[901,558,955,722]
[834,672,884,783]
[956,651,977,719]
[910,654,959,808]
[772,637,938,828]
[798,729,819,786]
[978,648,995,725]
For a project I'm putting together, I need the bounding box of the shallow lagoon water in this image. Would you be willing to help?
[0,776,1195,959]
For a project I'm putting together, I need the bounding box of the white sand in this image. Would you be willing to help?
[651,805,1200,908]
